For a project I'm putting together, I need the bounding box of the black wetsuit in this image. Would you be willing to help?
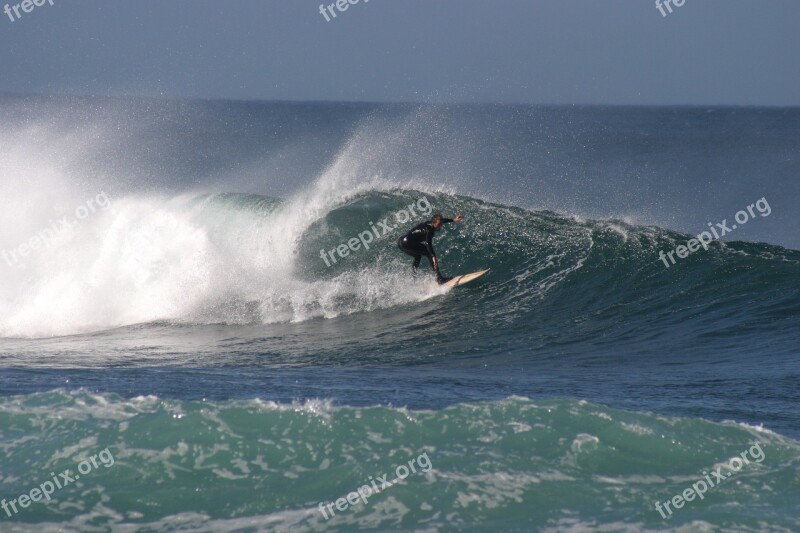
[397,219,453,281]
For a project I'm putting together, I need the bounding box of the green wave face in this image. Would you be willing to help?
[1,390,798,532]
[300,190,800,357]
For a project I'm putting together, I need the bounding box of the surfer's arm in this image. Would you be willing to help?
[442,215,464,224]
[425,241,436,260]
[425,231,438,270]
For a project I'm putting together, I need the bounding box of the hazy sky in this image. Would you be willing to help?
[0,0,798,105]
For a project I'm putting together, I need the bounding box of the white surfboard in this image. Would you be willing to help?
[441,269,490,288]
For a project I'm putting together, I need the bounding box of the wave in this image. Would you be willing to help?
[1,184,798,347]
[0,390,797,531]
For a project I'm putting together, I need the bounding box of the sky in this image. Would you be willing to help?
[0,0,798,105]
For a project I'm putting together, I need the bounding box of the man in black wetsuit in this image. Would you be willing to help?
[397,213,464,284]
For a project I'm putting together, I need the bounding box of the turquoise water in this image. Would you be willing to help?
[2,391,798,531]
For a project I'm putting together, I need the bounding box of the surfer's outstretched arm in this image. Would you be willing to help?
[437,215,463,225]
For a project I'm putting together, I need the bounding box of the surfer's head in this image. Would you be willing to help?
[431,214,445,229]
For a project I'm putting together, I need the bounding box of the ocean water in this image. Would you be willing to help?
[0,95,798,531]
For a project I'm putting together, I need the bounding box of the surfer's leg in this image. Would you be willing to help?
[402,244,448,283]
[405,253,422,272]
[398,239,423,273]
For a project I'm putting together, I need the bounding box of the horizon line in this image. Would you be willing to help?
[1,91,798,110]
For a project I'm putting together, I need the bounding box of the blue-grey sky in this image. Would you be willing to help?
[0,0,798,105]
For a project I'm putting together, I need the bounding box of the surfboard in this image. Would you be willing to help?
[441,269,490,288]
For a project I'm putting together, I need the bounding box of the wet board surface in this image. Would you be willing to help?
[441,269,490,288]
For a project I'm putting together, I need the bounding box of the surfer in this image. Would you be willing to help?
[397,213,464,284]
